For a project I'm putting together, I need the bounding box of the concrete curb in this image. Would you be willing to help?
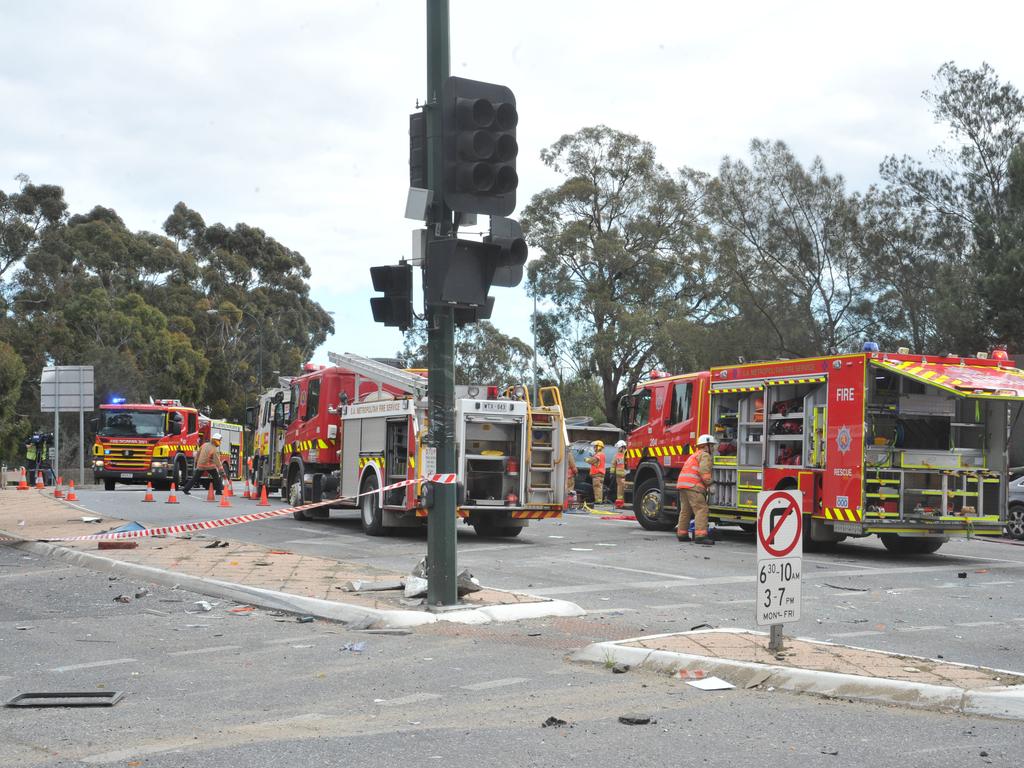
[570,628,1024,720]
[1,536,585,630]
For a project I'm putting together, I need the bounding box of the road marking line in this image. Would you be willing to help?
[167,645,240,657]
[263,636,322,645]
[953,621,1001,627]
[894,625,946,633]
[979,580,1015,586]
[568,561,696,580]
[0,567,76,579]
[584,607,639,614]
[375,693,441,707]
[827,630,885,638]
[51,658,137,673]
[460,677,528,691]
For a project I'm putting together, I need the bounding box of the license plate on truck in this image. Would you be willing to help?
[120,473,133,479]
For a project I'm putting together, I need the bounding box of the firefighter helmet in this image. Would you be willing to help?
[212,432,223,442]
[592,440,604,450]
[615,440,626,449]
[696,434,716,446]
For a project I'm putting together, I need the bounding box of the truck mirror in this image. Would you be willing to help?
[244,406,256,431]
[273,403,286,427]
[170,412,184,434]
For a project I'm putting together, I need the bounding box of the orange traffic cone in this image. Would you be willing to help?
[224,482,233,498]
[219,489,232,508]
[17,468,29,491]
[257,484,270,506]
[206,483,216,502]
[142,482,155,502]
[35,471,44,489]
[242,475,252,499]
[54,476,64,499]
[66,481,78,502]
[166,483,180,504]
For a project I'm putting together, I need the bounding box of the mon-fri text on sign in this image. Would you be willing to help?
[756,490,802,627]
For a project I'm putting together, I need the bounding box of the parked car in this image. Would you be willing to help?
[1007,475,1024,539]
[570,440,620,504]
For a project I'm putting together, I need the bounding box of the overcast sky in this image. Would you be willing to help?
[3,1,1023,365]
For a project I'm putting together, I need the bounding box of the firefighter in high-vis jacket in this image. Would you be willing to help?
[586,440,607,505]
[613,440,627,508]
[675,434,716,545]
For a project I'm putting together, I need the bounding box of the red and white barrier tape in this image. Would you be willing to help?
[42,473,458,542]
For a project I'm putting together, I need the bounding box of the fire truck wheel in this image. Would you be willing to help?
[1006,504,1024,540]
[633,478,674,531]
[880,535,945,555]
[473,523,523,538]
[103,478,116,491]
[360,476,385,536]
[288,462,308,519]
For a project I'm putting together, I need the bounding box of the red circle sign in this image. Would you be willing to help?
[757,491,803,557]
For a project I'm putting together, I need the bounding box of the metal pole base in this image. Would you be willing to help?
[768,624,784,653]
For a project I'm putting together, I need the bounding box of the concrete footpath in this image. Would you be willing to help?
[0,489,584,629]
[572,627,1024,720]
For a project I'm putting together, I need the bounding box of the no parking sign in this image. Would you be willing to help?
[756,490,802,627]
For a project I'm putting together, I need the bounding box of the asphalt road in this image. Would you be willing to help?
[66,484,1024,672]
[2,544,1022,767]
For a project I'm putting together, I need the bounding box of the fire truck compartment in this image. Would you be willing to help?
[709,379,827,510]
[460,416,524,506]
[863,364,1013,522]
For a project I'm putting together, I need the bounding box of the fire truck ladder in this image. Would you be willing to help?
[526,386,565,505]
[327,352,428,400]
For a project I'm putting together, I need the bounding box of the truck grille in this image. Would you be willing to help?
[103,444,153,471]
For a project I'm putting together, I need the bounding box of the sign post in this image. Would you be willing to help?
[40,366,95,486]
[755,490,803,652]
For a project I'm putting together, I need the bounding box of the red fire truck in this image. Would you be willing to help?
[278,363,407,507]
[283,353,568,537]
[620,348,1024,553]
[92,399,243,491]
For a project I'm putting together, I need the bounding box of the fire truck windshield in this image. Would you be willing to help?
[100,410,167,438]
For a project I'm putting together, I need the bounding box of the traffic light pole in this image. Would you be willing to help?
[424,0,458,606]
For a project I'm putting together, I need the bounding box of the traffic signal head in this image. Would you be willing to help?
[442,76,518,216]
[485,217,527,288]
[369,263,413,330]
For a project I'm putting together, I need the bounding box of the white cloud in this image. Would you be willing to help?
[3,0,1022,365]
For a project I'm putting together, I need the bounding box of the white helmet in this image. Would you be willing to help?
[212,432,223,442]
[696,434,716,447]
[615,440,626,449]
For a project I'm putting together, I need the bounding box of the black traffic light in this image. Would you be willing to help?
[424,239,492,308]
[369,263,413,330]
[441,76,518,216]
[485,217,527,288]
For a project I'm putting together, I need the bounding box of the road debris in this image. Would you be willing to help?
[113,594,131,603]
[822,583,868,592]
[618,713,655,725]
[541,716,568,728]
[203,541,230,548]
[457,569,481,596]
[341,641,366,653]
[358,629,413,636]
[685,677,735,691]
[296,615,315,623]
[821,749,839,756]
[690,623,714,631]
[957,572,968,579]
[15,625,34,631]
[192,600,214,612]
[342,579,404,593]
[228,605,254,614]
[674,669,707,680]
[134,588,149,599]
[611,663,631,674]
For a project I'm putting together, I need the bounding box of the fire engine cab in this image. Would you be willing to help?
[620,348,1024,553]
[93,399,243,491]
[291,353,568,538]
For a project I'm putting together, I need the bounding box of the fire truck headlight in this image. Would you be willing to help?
[152,461,166,469]
[467,385,481,398]
[94,460,104,468]
[513,385,526,400]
